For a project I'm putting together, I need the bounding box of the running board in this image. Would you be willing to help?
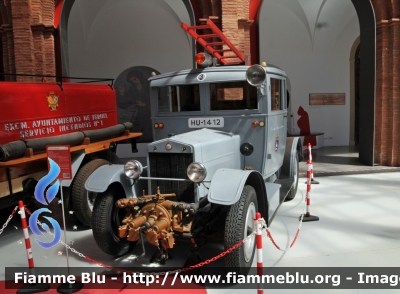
[266,177,294,226]
[276,177,294,202]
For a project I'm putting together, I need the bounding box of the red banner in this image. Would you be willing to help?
[0,82,118,144]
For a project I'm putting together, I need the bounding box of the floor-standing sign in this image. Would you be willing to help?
[46,146,83,293]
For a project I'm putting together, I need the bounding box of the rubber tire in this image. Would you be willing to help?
[224,185,258,275]
[285,152,299,202]
[92,185,137,256]
[71,159,110,227]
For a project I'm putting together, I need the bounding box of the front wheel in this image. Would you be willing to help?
[92,185,136,256]
[224,185,258,275]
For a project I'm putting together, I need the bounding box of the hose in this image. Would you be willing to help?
[81,122,132,143]
[25,131,85,153]
[0,141,27,161]
[0,122,134,161]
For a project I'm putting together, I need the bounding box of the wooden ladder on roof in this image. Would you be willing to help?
[181,19,246,65]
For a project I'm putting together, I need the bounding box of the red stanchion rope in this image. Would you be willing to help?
[0,205,18,235]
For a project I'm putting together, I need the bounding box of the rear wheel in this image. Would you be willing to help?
[224,185,257,275]
[285,152,299,202]
[92,185,136,256]
[71,159,110,226]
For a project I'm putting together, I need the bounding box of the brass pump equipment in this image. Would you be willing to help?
[116,187,198,251]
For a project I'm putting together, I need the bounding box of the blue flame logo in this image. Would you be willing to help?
[29,158,62,249]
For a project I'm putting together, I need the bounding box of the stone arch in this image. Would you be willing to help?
[348,0,376,165]
[349,36,360,146]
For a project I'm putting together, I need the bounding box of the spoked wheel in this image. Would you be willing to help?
[285,152,299,202]
[92,185,136,256]
[224,185,258,275]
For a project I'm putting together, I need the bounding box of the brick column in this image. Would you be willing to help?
[374,21,389,164]
[0,25,16,81]
[31,25,45,80]
[390,19,400,166]
[374,18,400,166]
[221,0,252,62]
[0,0,16,81]
[42,0,55,78]
[11,0,35,81]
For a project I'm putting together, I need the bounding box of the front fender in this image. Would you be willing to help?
[208,169,261,205]
[85,164,136,198]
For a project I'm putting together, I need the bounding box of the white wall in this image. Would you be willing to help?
[260,0,360,146]
[66,0,193,79]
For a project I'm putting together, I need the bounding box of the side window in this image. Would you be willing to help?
[270,78,283,111]
[157,85,200,112]
[210,81,258,110]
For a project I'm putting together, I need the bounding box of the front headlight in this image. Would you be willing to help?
[124,160,143,180]
[187,162,207,183]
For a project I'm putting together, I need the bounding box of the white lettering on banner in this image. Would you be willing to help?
[20,127,56,138]
[4,122,28,131]
[2,113,110,139]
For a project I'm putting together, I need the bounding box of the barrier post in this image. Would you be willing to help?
[305,143,320,184]
[300,161,319,222]
[17,200,50,294]
[255,212,263,294]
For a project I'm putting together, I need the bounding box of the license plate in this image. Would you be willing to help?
[188,117,224,128]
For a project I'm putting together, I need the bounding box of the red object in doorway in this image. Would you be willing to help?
[297,106,316,146]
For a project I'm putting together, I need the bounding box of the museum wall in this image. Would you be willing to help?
[259,0,360,147]
[64,0,193,80]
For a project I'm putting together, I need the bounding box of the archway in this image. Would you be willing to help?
[57,0,195,78]
[351,0,375,166]
[115,66,160,143]
[258,0,375,165]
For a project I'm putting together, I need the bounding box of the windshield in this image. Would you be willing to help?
[157,84,200,113]
[210,81,258,111]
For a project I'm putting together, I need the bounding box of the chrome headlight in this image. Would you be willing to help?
[124,160,143,180]
[187,162,207,183]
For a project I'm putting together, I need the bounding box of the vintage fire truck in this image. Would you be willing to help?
[86,51,303,273]
[0,78,141,227]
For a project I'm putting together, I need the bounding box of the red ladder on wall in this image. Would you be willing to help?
[181,19,246,65]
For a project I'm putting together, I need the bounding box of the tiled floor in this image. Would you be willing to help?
[1,147,400,293]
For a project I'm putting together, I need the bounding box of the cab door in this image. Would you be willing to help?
[263,75,287,177]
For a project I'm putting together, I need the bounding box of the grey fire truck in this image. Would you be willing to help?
[85,55,303,275]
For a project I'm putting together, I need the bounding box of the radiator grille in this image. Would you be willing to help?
[149,152,194,203]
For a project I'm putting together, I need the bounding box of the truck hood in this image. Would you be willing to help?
[147,128,241,181]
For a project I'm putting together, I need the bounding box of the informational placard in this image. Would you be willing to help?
[46,145,72,180]
[309,93,345,105]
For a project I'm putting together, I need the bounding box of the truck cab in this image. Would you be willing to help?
[150,65,288,178]
[87,62,303,275]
